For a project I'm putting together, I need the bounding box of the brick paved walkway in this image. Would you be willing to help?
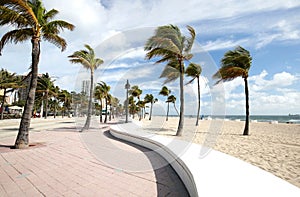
[0,119,188,196]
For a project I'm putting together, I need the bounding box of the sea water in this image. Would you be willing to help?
[208,115,300,124]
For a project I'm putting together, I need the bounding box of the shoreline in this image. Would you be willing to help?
[137,116,300,188]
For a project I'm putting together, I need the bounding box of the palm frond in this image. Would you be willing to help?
[0,28,33,53]
[213,66,246,84]
[0,0,38,26]
[43,33,67,51]
[221,45,252,71]
[184,25,195,54]
[154,25,182,50]
[160,64,180,84]
[159,86,170,96]
[43,9,58,20]
[145,36,180,56]
[43,20,74,35]
[185,62,202,78]
[0,5,28,28]
[145,47,176,62]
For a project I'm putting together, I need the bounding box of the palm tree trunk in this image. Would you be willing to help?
[196,77,201,126]
[99,102,102,123]
[54,102,57,118]
[15,37,40,149]
[83,70,94,130]
[243,77,249,135]
[0,88,7,120]
[176,61,184,136]
[173,103,179,116]
[166,102,169,121]
[45,91,48,119]
[109,104,112,121]
[139,107,142,121]
[104,98,108,123]
[149,102,153,120]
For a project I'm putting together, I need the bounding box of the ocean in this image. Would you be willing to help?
[205,115,300,124]
[160,115,300,124]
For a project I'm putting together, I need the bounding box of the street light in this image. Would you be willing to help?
[125,79,130,123]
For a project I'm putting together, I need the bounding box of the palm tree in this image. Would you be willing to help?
[145,25,196,136]
[129,85,142,120]
[144,94,158,120]
[52,86,60,118]
[94,85,104,123]
[127,95,136,119]
[58,89,71,118]
[186,63,202,126]
[107,94,113,121]
[136,100,145,121]
[36,73,55,119]
[68,44,103,130]
[0,0,75,148]
[213,46,252,135]
[130,85,142,101]
[110,97,120,119]
[0,69,22,119]
[97,81,110,123]
[167,95,179,116]
[159,86,171,121]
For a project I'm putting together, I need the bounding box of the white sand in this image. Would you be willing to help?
[137,116,300,188]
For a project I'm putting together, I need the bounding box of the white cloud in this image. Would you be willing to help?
[249,70,298,91]
[219,70,300,114]
[202,39,249,51]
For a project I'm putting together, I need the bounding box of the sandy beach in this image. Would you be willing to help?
[137,116,300,188]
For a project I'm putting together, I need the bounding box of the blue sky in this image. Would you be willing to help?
[0,0,300,115]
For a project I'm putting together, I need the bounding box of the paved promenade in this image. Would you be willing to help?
[0,117,188,196]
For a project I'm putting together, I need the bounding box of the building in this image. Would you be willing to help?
[81,80,90,95]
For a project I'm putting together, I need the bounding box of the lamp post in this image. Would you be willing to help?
[125,79,130,123]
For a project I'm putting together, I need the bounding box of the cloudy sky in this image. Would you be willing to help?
[1,0,300,115]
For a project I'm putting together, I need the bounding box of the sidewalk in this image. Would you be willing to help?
[0,118,188,196]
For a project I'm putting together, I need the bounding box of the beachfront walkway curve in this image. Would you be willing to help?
[0,118,189,196]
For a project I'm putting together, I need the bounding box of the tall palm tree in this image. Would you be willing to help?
[213,46,252,135]
[186,63,202,126]
[0,0,75,148]
[94,85,104,123]
[144,94,158,120]
[0,69,22,119]
[107,94,112,121]
[159,86,171,121]
[36,73,55,119]
[68,44,103,130]
[167,94,179,116]
[145,25,196,136]
[97,81,110,123]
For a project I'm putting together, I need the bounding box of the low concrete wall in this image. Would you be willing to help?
[110,127,198,196]
[110,123,300,197]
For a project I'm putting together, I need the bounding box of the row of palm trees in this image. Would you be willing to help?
[127,84,181,122]
[0,69,23,119]
[0,69,76,120]
[144,25,252,136]
[126,85,158,121]
[0,1,252,149]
